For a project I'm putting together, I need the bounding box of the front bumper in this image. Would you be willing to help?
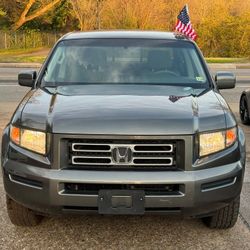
[3,159,244,218]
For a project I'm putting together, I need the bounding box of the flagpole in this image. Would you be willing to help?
[185,4,189,14]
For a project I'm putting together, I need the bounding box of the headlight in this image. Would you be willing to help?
[10,125,46,155]
[199,127,237,157]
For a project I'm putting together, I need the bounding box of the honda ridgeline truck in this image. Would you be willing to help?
[1,31,246,229]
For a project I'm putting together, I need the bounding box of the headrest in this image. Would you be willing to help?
[83,48,107,66]
[147,50,172,71]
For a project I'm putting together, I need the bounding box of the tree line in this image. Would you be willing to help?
[0,0,249,57]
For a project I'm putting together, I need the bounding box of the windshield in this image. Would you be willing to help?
[41,39,208,87]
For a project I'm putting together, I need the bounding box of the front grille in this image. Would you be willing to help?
[67,138,184,170]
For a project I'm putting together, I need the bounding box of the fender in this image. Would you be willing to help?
[238,126,246,168]
[1,125,10,167]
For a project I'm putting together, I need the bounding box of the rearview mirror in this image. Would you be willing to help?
[215,71,236,89]
[18,70,37,87]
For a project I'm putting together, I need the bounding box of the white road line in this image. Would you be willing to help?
[237,85,250,88]
[0,77,16,79]
[0,85,19,87]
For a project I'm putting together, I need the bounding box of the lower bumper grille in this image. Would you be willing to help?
[67,138,184,170]
[63,183,183,196]
[63,206,181,213]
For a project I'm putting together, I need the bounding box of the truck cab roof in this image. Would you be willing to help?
[61,30,192,42]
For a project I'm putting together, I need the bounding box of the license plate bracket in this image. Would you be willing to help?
[98,190,145,215]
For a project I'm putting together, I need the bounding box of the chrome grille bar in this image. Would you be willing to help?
[72,156,173,166]
[72,143,111,152]
[72,143,173,153]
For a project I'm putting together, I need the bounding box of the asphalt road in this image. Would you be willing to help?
[0,66,250,249]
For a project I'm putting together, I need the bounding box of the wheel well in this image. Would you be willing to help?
[243,90,250,100]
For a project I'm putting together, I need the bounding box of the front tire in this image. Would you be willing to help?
[240,95,250,125]
[6,195,43,226]
[202,196,240,229]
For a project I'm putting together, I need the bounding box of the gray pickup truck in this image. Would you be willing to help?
[1,31,245,229]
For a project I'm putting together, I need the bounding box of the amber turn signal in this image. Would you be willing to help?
[226,127,237,147]
[10,126,20,145]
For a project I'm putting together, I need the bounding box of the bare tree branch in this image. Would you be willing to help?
[14,0,61,30]
[70,0,102,31]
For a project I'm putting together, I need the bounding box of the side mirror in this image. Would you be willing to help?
[18,70,37,87]
[215,71,236,89]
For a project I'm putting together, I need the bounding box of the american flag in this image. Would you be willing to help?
[175,5,197,40]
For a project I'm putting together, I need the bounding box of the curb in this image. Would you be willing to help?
[208,63,250,70]
[0,63,42,68]
[236,65,250,69]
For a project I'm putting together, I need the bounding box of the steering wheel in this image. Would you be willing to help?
[154,70,179,77]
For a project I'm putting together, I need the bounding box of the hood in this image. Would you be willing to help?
[20,85,232,135]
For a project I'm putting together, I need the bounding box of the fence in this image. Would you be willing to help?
[0,31,62,49]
